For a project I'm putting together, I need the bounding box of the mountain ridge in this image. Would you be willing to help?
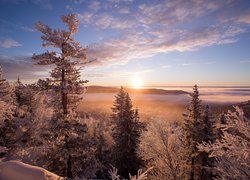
[86,86,189,95]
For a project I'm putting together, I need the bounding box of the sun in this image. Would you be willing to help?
[132,77,143,89]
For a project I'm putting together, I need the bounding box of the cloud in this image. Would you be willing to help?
[180,63,193,66]
[137,0,224,27]
[0,19,35,33]
[75,0,250,68]
[161,65,173,68]
[88,0,101,11]
[32,0,53,10]
[20,25,35,32]
[86,25,245,67]
[240,60,250,63]
[0,55,49,82]
[84,68,153,78]
[66,5,73,11]
[0,38,22,48]
[237,12,250,24]
[2,0,249,78]
[67,0,84,4]
[1,0,53,10]
[78,12,137,29]
[118,7,130,14]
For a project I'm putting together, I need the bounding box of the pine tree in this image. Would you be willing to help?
[0,66,16,158]
[0,66,16,120]
[13,78,37,115]
[14,77,24,106]
[32,14,91,178]
[183,85,217,180]
[40,118,96,178]
[93,121,111,179]
[200,105,216,179]
[183,85,204,180]
[111,87,145,179]
[202,105,216,143]
[32,14,88,116]
[0,66,15,104]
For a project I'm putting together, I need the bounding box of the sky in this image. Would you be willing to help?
[0,0,250,87]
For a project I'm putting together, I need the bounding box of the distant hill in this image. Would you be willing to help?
[86,86,189,95]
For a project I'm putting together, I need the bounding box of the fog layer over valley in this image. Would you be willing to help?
[80,86,250,122]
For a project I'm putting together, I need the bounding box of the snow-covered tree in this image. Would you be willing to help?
[199,105,217,179]
[13,77,37,117]
[92,121,112,179]
[14,77,25,107]
[31,14,94,179]
[32,14,88,116]
[38,117,97,179]
[139,119,184,180]
[0,66,17,159]
[182,85,204,179]
[0,66,15,105]
[111,87,145,179]
[182,85,217,179]
[198,107,250,179]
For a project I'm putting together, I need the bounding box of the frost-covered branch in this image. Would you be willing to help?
[198,107,250,179]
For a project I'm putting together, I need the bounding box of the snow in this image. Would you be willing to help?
[0,161,63,180]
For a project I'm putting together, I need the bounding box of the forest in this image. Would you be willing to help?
[0,14,249,180]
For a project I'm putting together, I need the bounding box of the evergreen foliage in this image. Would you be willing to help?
[32,14,88,116]
[40,117,96,178]
[31,14,91,179]
[14,77,36,115]
[0,66,17,159]
[198,107,250,179]
[183,85,216,180]
[200,105,216,179]
[111,87,145,179]
[0,66,15,105]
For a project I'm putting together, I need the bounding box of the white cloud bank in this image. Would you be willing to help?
[0,38,22,48]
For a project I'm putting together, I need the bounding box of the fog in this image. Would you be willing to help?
[79,87,250,122]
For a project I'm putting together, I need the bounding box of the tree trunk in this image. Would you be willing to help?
[61,69,67,115]
[190,149,195,180]
[65,135,72,179]
[67,154,72,179]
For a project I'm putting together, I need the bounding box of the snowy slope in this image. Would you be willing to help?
[0,161,63,180]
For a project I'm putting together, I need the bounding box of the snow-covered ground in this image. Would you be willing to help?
[0,161,63,180]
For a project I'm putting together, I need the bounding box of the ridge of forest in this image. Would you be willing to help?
[86,85,189,95]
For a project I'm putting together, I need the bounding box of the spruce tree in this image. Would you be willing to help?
[40,119,95,178]
[202,105,216,143]
[32,14,88,116]
[93,121,111,179]
[0,66,16,158]
[183,85,204,180]
[0,66,15,104]
[111,87,145,178]
[200,105,216,179]
[14,77,37,115]
[183,85,217,180]
[14,77,24,107]
[32,14,90,178]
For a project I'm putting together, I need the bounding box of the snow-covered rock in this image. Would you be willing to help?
[0,161,63,180]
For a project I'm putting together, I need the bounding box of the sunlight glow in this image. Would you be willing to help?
[132,77,143,88]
